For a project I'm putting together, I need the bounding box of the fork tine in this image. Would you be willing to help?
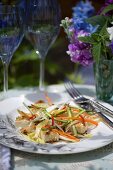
[69,80,82,96]
[67,79,81,96]
[64,80,76,99]
[64,78,81,98]
[67,82,79,98]
[64,79,78,99]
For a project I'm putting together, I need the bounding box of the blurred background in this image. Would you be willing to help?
[0,0,105,91]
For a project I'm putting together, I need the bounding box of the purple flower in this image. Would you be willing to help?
[67,41,93,66]
[67,43,93,66]
[70,29,89,43]
[105,0,113,4]
[66,30,93,66]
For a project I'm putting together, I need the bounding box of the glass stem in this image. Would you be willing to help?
[3,62,9,94]
[39,58,45,91]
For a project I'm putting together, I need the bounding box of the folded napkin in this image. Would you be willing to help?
[0,145,11,170]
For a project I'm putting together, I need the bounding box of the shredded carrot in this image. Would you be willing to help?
[79,115,85,126]
[44,92,53,105]
[82,112,92,117]
[42,125,51,129]
[52,129,80,142]
[61,105,66,110]
[51,116,55,126]
[56,116,98,126]
[71,108,81,113]
[84,118,98,126]
[29,115,36,120]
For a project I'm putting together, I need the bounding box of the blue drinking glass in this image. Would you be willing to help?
[0,5,24,98]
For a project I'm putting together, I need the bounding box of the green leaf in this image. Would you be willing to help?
[92,43,101,63]
[101,4,113,15]
[99,21,109,40]
[100,22,108,36]
[78,36,96,44]
[86,15,107,26]
[91,33,101,42]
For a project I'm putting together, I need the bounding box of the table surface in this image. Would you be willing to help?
[1,84,113,170]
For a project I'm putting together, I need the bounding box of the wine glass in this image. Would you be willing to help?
[0,5,24,98]
[26,0,61,91]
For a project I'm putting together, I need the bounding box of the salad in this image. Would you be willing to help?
[15,94,100,144]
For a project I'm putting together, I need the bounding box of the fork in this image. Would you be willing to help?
[64,78,113,129]
[64,78,113,115]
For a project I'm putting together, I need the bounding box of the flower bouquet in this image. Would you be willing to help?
[61,0,113,102]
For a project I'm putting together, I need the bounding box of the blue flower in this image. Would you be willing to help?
[109,41,113,54]
[72,0,95,33]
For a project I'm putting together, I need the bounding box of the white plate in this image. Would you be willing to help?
[0,90,113,155]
